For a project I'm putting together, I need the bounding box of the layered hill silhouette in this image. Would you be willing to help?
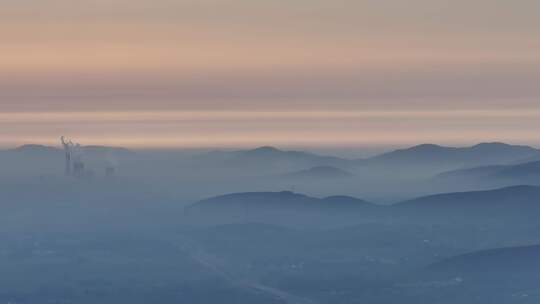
[437,160,540,183]
[395,185,540,219]
[6,142,539,179]
[367,142,539,174]
[185,191,380,226]
[188,185,540,225]
[193,146,352,174]
[513,152,540,164]
[201,142,538,170]
[188,191,375,213]
[281,166,354,180]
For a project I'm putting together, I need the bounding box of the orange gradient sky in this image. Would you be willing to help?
[1,0,539,148]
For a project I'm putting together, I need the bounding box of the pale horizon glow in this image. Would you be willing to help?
[2,109,540,150]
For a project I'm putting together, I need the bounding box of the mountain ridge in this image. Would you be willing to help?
[187,185,540,224]
[436,160,540,182]
[370,142,538,165]
[281,165,354,180]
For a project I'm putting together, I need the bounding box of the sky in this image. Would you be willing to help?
[1,0,540,150]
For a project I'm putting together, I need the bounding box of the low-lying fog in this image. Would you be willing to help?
[1,142,540,303]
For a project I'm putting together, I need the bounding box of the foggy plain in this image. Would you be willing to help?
[2,140,540,303]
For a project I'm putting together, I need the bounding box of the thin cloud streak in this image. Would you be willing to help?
[2,110,540,123]
[1,110,540,149]
[0,109,540,123]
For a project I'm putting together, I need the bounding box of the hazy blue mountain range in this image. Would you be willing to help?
[4,141,540,210]
[372,142,538,164]
[199,142,539,172]
[189,146,352,174]
[437,160,540,183]
[8,142,538,164]
[185,191,381,227]
[186,185,540,227]
[185,142,540,182]
[513,152,540,164]
[4,142,539,177]
[365,142,540,176]
[281,166,354,180]
[394,185,540,220]
[187,191,376,214]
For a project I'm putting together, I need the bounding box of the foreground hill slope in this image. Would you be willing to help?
[394,245,540,304]
[429,244,540,273]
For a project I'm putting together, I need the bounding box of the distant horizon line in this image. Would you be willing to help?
[3,109,540,149]
[5,140,539,153]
